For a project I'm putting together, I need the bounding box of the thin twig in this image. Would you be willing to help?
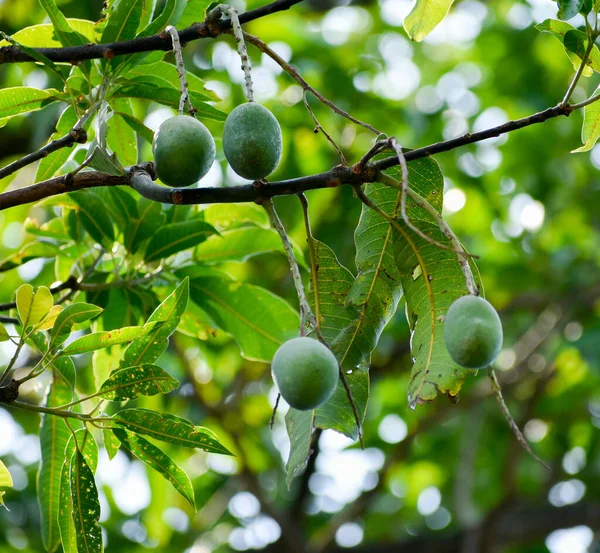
[165,26,193,116]
[243,31,380,134]
[269,393,280,429]
[298,193,320,331]
[489,369,550,471]
[561,31,596,107]
[303,90,347,164]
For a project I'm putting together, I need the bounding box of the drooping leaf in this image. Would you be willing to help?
[0,87,61,127]
[36,105,78,182]
[285,409,314,489]
[97,365,179,401]
[557,0,585,19]
[51,303,104,347]
[136,0,186,38]
[37,373,72,553]
[114,408,232,454]
[107,99,138,167]
[404,0,455,42]
[70,190,115,247]
[16,284,53,327]
[62,325,154,355]
[187,271,299,362]
[52,355,76,388]
[0,241,57,272]
[145,220,218,262]
[122,279,189,366]
[100,0,144,44]
[116,110,154,144]
[573,86,600,152]
[195,227,307,266]
[112,427,195,508]
[70,451,102,553]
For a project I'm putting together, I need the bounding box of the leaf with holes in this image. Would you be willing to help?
[97,365,179,401]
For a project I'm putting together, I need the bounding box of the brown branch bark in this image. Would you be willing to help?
[0,0,304,64]
[0,103,574,212]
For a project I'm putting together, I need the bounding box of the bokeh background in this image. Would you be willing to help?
[0,0,599,552]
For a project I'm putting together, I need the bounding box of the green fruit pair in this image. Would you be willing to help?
[152,103,282,187]
[444,295,503,369]
[271,337,339,410]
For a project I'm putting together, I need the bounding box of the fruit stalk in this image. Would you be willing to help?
[165,26,192,116]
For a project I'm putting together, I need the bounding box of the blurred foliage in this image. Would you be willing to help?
[0,0,599,553]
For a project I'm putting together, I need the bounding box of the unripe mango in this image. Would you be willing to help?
[223,103,282,180]
[444,295,503,369]
[152,115,215,187]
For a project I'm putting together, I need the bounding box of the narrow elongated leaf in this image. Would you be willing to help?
[70,190,115,247]
[35,106,77,182]
[51,303,103,347]
[112,427,195,508]
[116,110,154,144]
[38,374,72,552]
[63,325,154,355]
[195,227,306,266]
[573,86,600,152]
[107,99,138,167]
[114,408,232,454]
[98,365,179,401]
[122,279,189,366]
[145,220,217,262]
[16,284,53,327]
[404,0,455,42]
[188,272,299,362]
[70,451,102,553]
[110,84,227,120]
[0,87,60,125]
[39,0,89,47]
[285,409,314,489]
[52,355,76,389]
[101,0,144,43]
[0,19,95,48]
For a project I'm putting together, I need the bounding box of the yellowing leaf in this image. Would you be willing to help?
[16,284,53,327]
[35,305,64,331]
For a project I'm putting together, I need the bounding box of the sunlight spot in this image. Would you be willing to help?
[443,188,466,215]
[563,447,586,475]
[417,486,441,516]
[378,414,408,444]
[548,479,586,507]
[336,522,364,548]
[523,419,548,443]
[546,526,593,553]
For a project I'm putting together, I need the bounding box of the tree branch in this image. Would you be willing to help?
[0,103,574,212]
[0,0,304,64]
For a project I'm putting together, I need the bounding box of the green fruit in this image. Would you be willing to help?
[271,337,339,410]
[444,295,503,369]
[223,103,282,180]
[152,115,215,187]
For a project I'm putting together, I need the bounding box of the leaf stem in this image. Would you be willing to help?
[165,26,193,116]
[561,31,596,107]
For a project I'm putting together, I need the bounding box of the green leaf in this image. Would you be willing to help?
[127,60,218,100]
[145,220,218,263]
[87,101,125,175]
[36,105,78,183]
[112,427,195,508]
[285,409,314,489]
[557,0,584,19]
[536,19,600,76]
[97,364,179,401]
[110,84,227,120]
[136,0,186,38]
[0,19,95,48]
[201,203,270,230]
[38,373,72,552]
[404,0,455,42]
[70,190,115,247]
[62,325,155,355]
[122,279,189,366]
[195,227,307,266]
[100,0,144,43]
[103,427,121,460]
[39,0,89,46]
[116,110,154,144]
[16,284,53,327]
[114,408,232,454]
[70,451,102,553]
[573,86,600,152]
[107,99,138,167]
[178,0,212,28]
[0,241,57,272]
[0,323,9,342]
[0,87,60,125]
[187,271,299,362]
[53,355,76,388]
[35,305,64,331]
[51,303,104,347]
[124,197,166,253]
